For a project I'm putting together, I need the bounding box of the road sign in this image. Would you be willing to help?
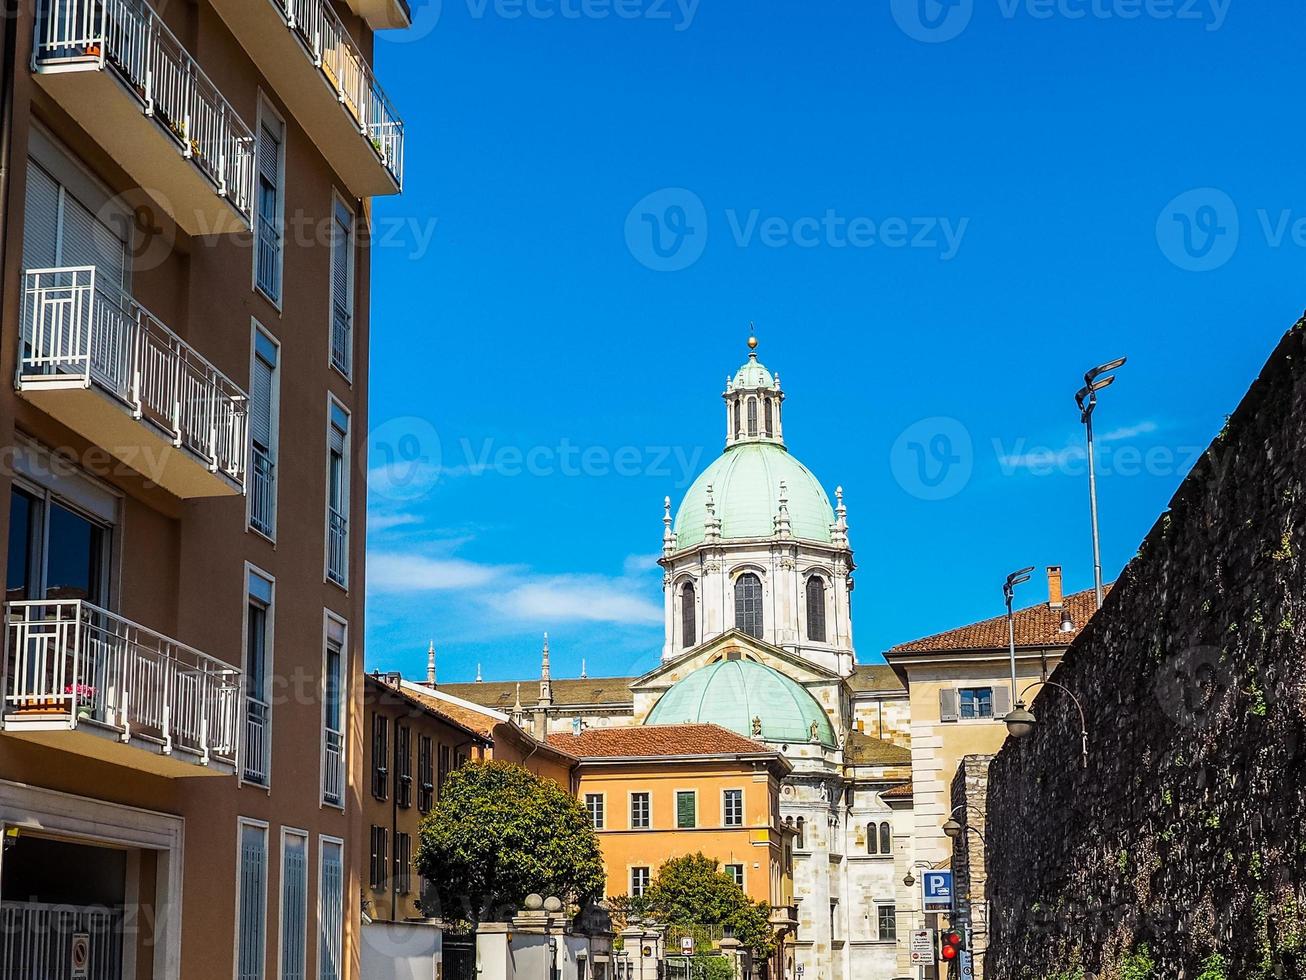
[71,933,89,979]
[922,870,954,913]
[960,950,975,976]
[680,936,694,956]
[909,929,936,965]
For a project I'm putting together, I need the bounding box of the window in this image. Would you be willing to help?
[725,864,744,889]
[868,821,891,855]
[764,399,773,436]
[877,904,896,942]
[6,481,112,604]
[879,822,892,855]
[396,724,413,809]
[255,108,283,303]
[630,792,650,830]
[746,397,758,436]
[676,791,697,829]
[326,400,350,587]
[585,794,605,830]
[806,576,827,642]
[959,687,994,720]
[418,736,434,812]
[439,744,451,788]
[322,616,346,806]
[630,867,651,897]
[680,581,696,648]
[795,817,806,850]
[329,198,354,377]
[723,789,743,828]
[395,833,412,896]
[368,826,387,891]
[249,326,279,538]
[244,570,274,786]
[236,821,268,980]
[371,714,389,800]
[280,830,308,980]
[733,401,741,437]
[318,838,344,980]
[734,573,763,639]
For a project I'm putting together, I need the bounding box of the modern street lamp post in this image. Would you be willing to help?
[1003,566,1035,707]
[1075,357,1127,610]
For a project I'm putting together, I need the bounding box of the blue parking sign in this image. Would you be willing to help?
[922,871,953,913]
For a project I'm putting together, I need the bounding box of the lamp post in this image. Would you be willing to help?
[941,804,987,846]
[1075,357,1127,610]
[1003,566,1035,707]
[1004,679,1090,769]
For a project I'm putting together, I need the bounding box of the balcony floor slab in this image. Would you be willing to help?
[3,715,235,778]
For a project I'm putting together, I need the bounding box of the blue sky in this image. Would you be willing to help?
[363,0,1305,684]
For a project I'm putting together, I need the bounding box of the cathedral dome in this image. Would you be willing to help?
[645,658,837,747]
[673,443,834,549]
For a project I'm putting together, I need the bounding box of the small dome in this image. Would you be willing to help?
[731,353,775,391]
[674,443,833,549]
[645,658,836,747]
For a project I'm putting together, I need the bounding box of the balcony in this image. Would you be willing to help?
[2,600,242,777]
[208,0,403,196]
[31,0,255,235]
[18,267,248,498]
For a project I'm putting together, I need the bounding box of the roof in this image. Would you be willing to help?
[548,724,777,760]
[434,677,635,710]
[364,675,491,743]
[847,664,906,694]
[645,658,837,748]
[402,683,579,763]
[730,350,776,391]
[881,782,913,800]
[674,442,834,548]
[888,586,1106,655]
[844,731,912,767]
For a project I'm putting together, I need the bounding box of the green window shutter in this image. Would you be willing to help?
[677,792,696,828]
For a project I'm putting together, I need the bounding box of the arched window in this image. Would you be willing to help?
[680,581,696,648]
[867,823,878,855]
[764,399,773,436]
[796,817,806,850]
[733,401,741,438]
[734,573,763,639]
[879,821,892,855]
[746,398,758,436]
[806,577,827,642]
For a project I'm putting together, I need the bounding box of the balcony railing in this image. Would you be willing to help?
[2,600,242,768]
[250,447,275,536]
[279,0,404,188]
[33,0,255,224]
[323,726,343,805]
[327,507,348,586]
[244,695,270,785]
[21,267,248,492]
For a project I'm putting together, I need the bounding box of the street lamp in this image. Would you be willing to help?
[1004,679,1090,769]
[1003,566,1035,707]
[1075,356,1127,610]
[941,804,987,845]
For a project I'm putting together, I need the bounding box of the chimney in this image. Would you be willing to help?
[1047,566,1064,608]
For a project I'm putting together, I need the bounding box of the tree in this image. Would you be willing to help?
[635,853,777,958]
[415,760,605,923]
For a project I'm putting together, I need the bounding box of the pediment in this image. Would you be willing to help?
[632,629,840,694]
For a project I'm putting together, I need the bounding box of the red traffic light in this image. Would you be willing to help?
[940,930,963,961]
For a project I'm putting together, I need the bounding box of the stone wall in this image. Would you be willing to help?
[951,755,992,979]
[986,320,1306,979]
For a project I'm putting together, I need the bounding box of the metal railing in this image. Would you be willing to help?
[1,901,124,980]
[277,0,404,187]
[330,302,351,378]
[256,213,282,300]
[250,446,275,536]
[323,726,343,805]
[2,599,242,766]
[22,267,249,490]
[244,695,270,784]
[327,507,348,586]
[33,0,255,222]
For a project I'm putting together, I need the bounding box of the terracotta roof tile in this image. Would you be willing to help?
[881,782,913,800]
[844,731,912,766]
[436,677,635,709]
[401,685,501,738]
[547,724,775,760]
[888,586,1108,654]
[364,675,491,742]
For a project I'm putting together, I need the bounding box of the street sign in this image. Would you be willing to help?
[960,950,975,976]
[922,870,954,913]
[71,933,89,979]
[680,937,694,956]
[909,929,936,965]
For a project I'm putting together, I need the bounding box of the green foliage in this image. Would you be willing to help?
[692,955,734,980]
[637,853,777,958]
[1118,945,1154,980]
[1045,968,1085,980]
[1196,953,1228,980]
[415,760,605,922]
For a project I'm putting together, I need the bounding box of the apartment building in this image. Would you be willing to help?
[0,0,407,971]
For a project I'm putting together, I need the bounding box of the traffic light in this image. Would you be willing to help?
[939,929,963,964]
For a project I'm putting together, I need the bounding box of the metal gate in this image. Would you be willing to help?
[0,902,123,980]
[444,936,475,980]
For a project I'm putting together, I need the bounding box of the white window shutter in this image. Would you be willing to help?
[940,688,960,723]
[22,163,59,270]
[993,685,1013,720]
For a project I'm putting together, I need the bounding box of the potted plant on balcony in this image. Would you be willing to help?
[65,683,96,720]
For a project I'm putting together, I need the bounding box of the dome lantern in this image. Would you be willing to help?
[724,334,784,449]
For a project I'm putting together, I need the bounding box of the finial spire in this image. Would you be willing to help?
[475,662,483,683]
[663,496,676,557]
[774,480,792,539]
[704,484,722,543]
[426,639,436,685]
[747,327,758,357]
[539,632,553,706]
[513,682,523,720]
[832,485,849,547]
[581,658,588,679]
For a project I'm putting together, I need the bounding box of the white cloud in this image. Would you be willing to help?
[622,552,663,576]
[369,552,516,592]
[487,576,663,625]
[367,511,423,533]
[1099,420,1159,442]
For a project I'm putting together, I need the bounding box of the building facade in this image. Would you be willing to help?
[0,0,406,971]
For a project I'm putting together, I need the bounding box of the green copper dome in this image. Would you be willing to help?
[674,443,834,549]
[645,658,837,748]
[731,352,775,390]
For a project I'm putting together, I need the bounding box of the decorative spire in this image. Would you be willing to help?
[426,640,436,685]
[513,682,523,721]
[832,485,849,548]
[539,632,553,706]
[580,658,588,679]
[774,480,792,539]
[747,328,758,356]
[475,663,483,683]
[704,484,722,543]
[662,496,676,557]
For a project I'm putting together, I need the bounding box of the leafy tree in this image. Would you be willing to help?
[635,853,777,958]
[415,760,605,922]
